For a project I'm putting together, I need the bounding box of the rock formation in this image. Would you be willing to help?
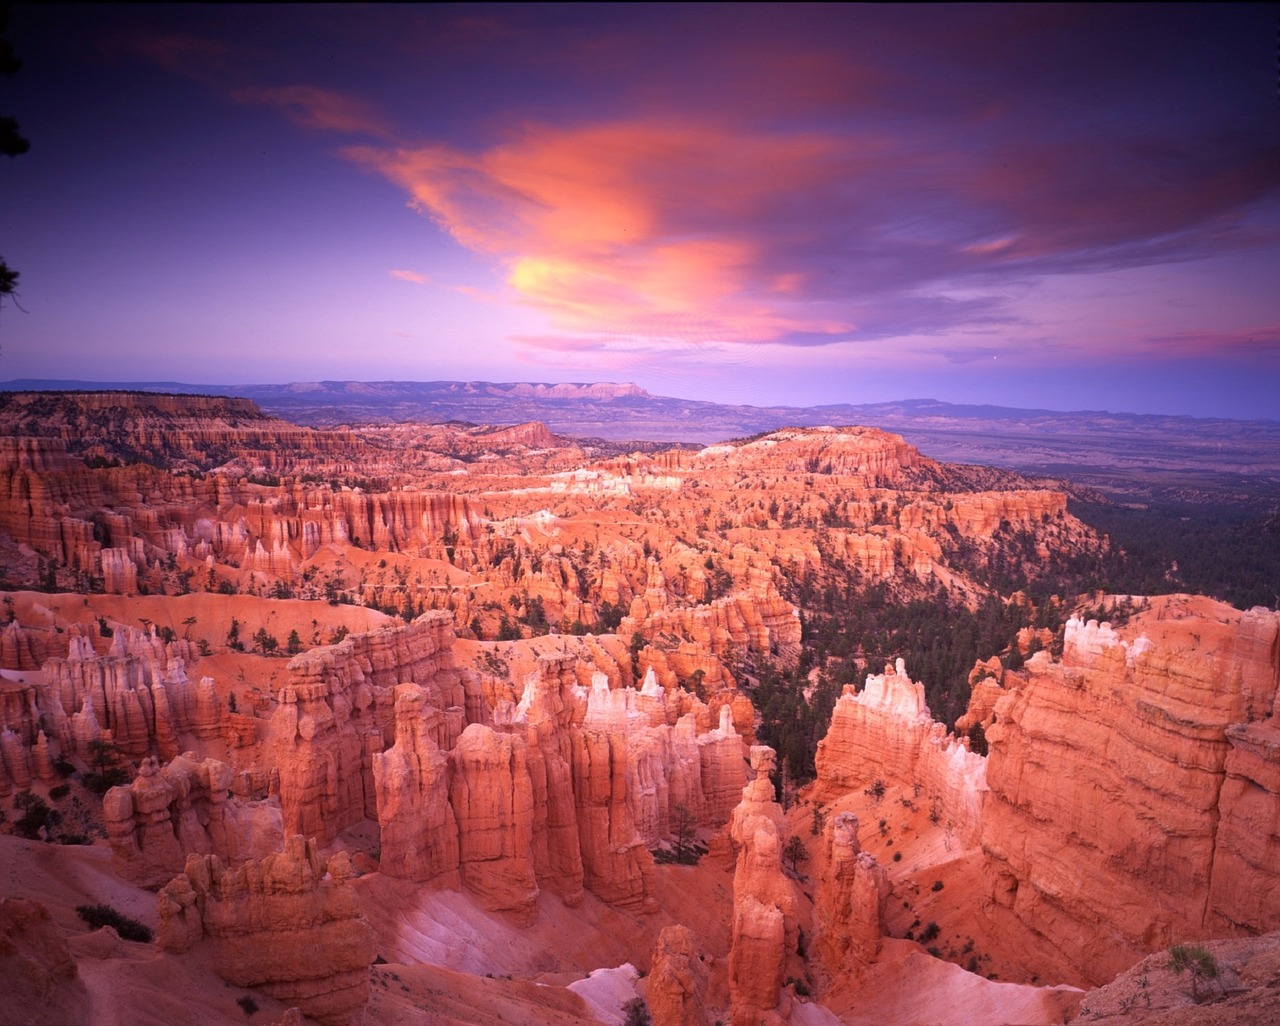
[267,611,462,845]
[104,753,284,888]
[369,682,459,885]
[727,745,798,1026]
[815,813,889,975]
[646,924,709,1026]
[980,600,1280,986]
[814,658,987,846]
[157,835,376,1026]
[449,723,540,921]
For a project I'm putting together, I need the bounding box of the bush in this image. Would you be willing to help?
[75,904,153,943]
[49,783,70,801]
[621,998,651,1026]
[1168,943,1221,1002]
[236,995,259,1016]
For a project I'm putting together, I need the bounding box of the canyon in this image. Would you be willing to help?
[0,389,1277,1026]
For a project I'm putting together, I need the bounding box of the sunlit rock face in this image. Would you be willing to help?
[814,658,987,846]
[267,612,462,845]
[980,598,1280,986]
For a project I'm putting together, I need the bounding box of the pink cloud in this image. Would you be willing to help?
[233,85,393,138]
[344,121,864,345]
[1144,326,1280,361]
[389,268,429,284]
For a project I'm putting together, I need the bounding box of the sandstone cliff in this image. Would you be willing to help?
[980,599,1280,985]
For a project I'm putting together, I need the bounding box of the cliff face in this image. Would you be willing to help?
[814,658,987,847]
[980,599,1280,985]
[266,611,462,845]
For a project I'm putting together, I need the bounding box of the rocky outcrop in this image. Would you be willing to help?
[104,754,284,888]
[981,600,1280,986]
[41,626,211,760]
[571,721,657,913]
[157,836,375,1026]
[267,611,463,845]
[727,745,798,1026]
[515,655,586,906]
[814,658,987,846]
[646,924,709,1026]
[815,812,889,975]
[370,682,459,885]
[698,705,748,824]
[449,723,539,921]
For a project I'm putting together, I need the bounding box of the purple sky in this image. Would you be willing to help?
[2,4,1278,418]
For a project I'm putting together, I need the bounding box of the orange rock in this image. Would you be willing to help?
[449,723,539,921]
[815,813,889,974]
[727,746,798,1026]
[159,836,376,1026]
[646,924,709,1026]
[981,599,1280,986]
[371,683,459,885]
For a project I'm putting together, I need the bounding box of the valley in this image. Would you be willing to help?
[0,389,1277,1026]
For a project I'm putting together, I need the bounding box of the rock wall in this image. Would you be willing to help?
[266,611,462,845]
[980,601,1280,986]
[814,658,987,846]
[449,723,540,922]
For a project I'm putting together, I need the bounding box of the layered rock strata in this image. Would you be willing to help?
[980,601,1280,985]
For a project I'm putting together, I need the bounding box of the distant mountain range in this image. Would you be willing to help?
[4,378,1279,500]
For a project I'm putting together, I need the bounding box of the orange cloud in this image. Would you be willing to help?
[344,121,861,345]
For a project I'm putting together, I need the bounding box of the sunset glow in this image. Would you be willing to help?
[2,5,1277,417]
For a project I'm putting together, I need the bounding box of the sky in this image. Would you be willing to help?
[1,4,1278,419]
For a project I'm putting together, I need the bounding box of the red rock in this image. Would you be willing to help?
[159,836,375,1026]
[815,812,889,974]
[370,683,459,885]
[449,723,540,921]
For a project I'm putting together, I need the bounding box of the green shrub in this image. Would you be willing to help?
[75,903,153,943]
